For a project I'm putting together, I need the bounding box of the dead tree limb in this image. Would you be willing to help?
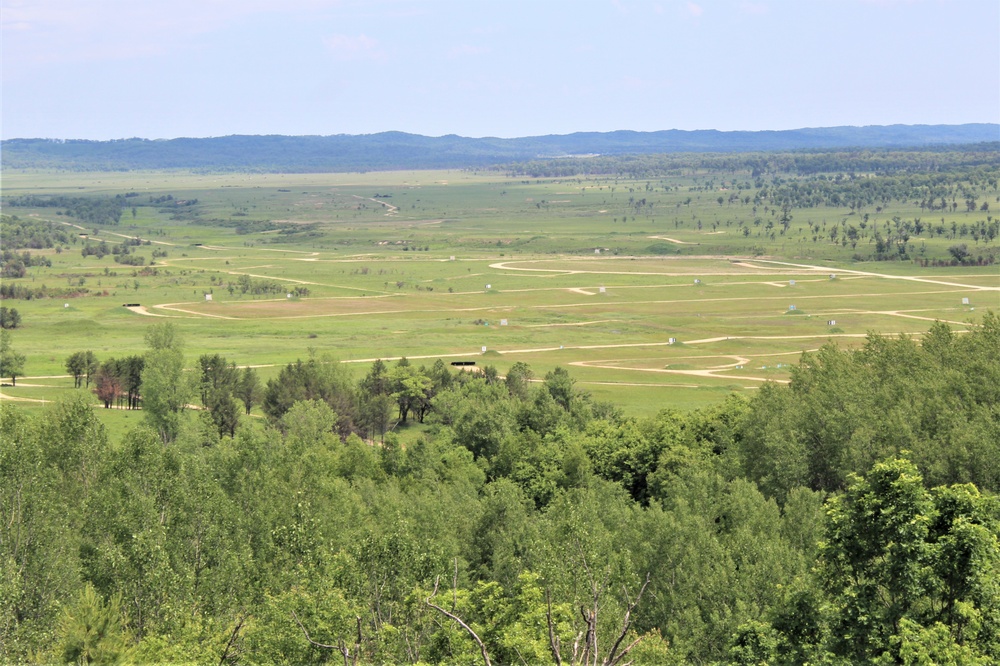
[292,609,338,650]
[291,609,360,666]
[548,569,653,666]
[604,573,651,666]
[218,610,248,666]
[426,576,492,666]
[546,589,563,666]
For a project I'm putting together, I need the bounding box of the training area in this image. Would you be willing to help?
[2,162,997,421]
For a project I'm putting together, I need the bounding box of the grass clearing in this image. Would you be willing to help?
[2,168,997,418]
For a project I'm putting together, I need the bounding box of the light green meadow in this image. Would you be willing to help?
[2,168,996,421]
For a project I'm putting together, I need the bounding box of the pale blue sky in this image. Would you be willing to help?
[2,0,998,140]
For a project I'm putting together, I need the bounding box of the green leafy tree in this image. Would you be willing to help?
[80,426,180,638]
[262,356,356,437]
[505,361,533,400]
[234,366,261,415]
[141,322,191,443]
[822,457,935,661]
[544,366,576,411]
[66,351,99,389]
[197,353,238,407]
[0,330,26,386]
[390,364,434,423]
[0,306,21,329]
[206,389,240,439]
[819,456,1000,663]
[0,405,82,661]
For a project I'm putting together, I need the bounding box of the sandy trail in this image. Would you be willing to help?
[647,236,697,244]
[56,220,177,246]
[0,393,51,403]
[569,347,819,384]
[353,195,399,215]
[126,305,169,317]
[523,319,615,328]
[744,259,1000,292]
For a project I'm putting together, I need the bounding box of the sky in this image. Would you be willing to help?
[1,0,998,140]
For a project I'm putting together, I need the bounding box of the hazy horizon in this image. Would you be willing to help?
[2,0,998,142]
[5,121,1000,144]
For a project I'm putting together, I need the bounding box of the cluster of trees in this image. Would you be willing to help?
[68,327,265,442]
[79,238,151,265]
[4,194,125,226]
[92,355,144,409]
[759,169,999,215]
[0,329,26,385]
[227,274,310,297]
[0,249,52,279]
[197,353,261,438]
[0,306,22,329]
[1,317,998,663]
[64,351,98,388]
[0,282,95,301]
[0,214,76,250]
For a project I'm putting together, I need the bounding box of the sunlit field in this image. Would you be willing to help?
[2,168,997,418]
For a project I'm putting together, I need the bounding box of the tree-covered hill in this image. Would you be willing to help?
[2,124,997,172]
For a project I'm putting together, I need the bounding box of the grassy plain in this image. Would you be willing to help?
[2,168,997,422]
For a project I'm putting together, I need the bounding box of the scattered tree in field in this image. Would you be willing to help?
[94,368,122,408]
[0,330,26,385]
[66,351,99,388]
[141,322,191,443]
[198,354,239,407]
[234,366,261,415]
[94,356,144,409]
[0,306,22,329]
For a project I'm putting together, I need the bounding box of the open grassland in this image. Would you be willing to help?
[2,168,997,418]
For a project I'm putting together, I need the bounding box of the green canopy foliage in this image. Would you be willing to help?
[1,319,998,664]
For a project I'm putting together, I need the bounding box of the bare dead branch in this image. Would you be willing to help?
[546,589,563,666]
[604,573,651,666]
[352,616,363,666]
[579,605,596,666]
[452,557,459,611]
[426,576,492,666]
[218,610,248,666]
[291,609,339,650]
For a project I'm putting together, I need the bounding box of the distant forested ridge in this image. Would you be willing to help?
[2,124,997,172]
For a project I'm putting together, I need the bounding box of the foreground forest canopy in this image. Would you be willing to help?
[2,316,999,664]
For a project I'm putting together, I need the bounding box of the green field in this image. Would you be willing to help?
[2,167,997,418]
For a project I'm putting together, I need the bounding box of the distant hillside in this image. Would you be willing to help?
[2,124,997,172]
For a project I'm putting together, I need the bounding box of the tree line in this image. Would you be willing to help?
[3,195,125,226]
[498,146,1000,180]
